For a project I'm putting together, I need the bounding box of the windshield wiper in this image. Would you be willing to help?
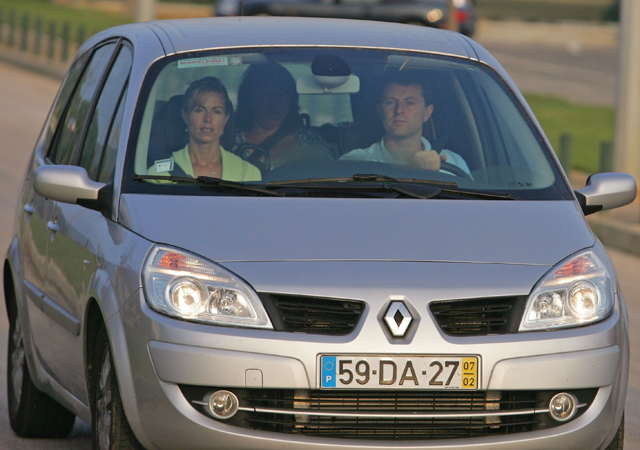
[343,174,516,200]
[133,175,283,196]
[135,174,430,199]
[436,188,518,200]
[350,176,517,200]
[268,174,458,188]
[134,174,516,200]
[266,175,517,200]
[265,174,448,199]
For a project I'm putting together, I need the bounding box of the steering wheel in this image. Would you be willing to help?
[440,161,471,179]
[235,143,271,174]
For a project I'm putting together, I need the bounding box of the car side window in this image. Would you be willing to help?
[80,45,132,181]
[37,52,90,156]
[97,87,127,184]
[48,42,117,166]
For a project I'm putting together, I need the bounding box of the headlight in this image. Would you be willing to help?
[519,249,614,331]
[143,246,272,329]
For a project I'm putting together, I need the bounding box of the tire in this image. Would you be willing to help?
[604,414,624,450]
[91,325,144,450]
[7,311,76,438]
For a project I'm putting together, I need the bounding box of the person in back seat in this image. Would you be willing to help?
[232,63,335,170]
[340,71,470,176]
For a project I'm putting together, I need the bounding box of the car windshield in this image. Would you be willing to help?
[126,47,571,200]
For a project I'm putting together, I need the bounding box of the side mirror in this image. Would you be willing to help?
[574,173,637,216]
[34,165,112,217]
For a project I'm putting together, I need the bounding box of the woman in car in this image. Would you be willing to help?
[232,62,336,171]
[149,76,261,181]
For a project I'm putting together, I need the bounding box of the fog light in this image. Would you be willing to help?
[204,390,239,419]
[549,393,577,422]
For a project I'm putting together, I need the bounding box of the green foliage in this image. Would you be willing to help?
[524,93,615,174]
[602,0,620,22]
[0,0,132,38]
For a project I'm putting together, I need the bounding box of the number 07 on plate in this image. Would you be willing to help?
[320,355,479,389]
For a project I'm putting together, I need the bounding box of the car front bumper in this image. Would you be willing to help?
[109,285,628,450]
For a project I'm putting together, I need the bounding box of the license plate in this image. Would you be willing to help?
[320,355,479,389]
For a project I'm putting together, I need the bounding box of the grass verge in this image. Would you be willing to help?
[524,93,615,174]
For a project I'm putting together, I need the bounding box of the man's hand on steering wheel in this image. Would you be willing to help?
[413,149,446,172]
[412,150,470,178]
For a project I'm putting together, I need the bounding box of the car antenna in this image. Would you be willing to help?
[240,1,244,16]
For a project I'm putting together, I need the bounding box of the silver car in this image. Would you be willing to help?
[3,17,635,450]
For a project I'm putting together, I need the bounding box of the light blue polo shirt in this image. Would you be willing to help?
[340,137,471,176]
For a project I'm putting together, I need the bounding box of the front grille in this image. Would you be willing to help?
[260,390,532,412]
[253,416,535,440]
[180,387,597,440]
[246,390,536,439]
[429,296,528,336]
[259,293,365,335]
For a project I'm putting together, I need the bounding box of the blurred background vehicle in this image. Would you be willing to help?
[214,0,478,37]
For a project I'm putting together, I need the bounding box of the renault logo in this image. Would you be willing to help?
[384,301,413,337]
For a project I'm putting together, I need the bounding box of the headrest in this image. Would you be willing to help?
[147,95,188,166]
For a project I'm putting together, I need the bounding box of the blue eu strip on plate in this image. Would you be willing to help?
[321,356,336,388]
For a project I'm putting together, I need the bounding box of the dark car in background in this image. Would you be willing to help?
[214,0,478,37]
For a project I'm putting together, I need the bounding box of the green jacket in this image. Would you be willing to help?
[149,145,261,182]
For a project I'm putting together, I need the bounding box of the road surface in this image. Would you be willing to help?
[479,40,617,106]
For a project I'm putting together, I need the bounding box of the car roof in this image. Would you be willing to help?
[138,17,475,59]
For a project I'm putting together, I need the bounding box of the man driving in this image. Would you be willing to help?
[341,71,471,176]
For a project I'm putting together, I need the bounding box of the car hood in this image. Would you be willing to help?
[119,195,593,265]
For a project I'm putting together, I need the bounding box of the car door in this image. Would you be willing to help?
[24,40,121,400]
[19,51,90,368]
[43,41,132,401]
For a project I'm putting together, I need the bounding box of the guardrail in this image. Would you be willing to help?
[0,7,87,63]
[558,133,614,173]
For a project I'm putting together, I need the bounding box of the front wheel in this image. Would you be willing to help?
[91,325,143,450]
[7,313,76,437]
[604,414,624,449]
